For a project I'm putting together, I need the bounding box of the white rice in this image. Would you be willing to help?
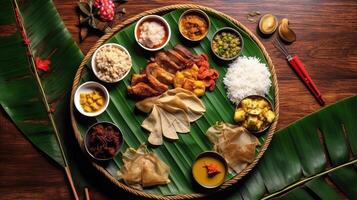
[223,56,271,105]
[138,21,166,48]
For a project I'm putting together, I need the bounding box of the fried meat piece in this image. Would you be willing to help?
[131,74,147,86]
[153,52,182,73]
[173,44,200,62]
[145,62,174,85]
[147,74,168,93]
[128,82,159,98]
[166,49,193,68]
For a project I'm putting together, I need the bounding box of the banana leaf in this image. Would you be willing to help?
[0,0,86,194]
[219,95,357,199]
[73,8,277,196]
[0,0,83,165]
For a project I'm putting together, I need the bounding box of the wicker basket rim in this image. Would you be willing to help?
[70,4,280,200]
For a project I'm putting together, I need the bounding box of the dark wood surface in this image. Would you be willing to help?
[1,0,356,199]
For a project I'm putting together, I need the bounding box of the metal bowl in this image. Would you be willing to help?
[84,121,123,161]
[178,9,210,42]
[236,95,275,134]
[211,27,244,61]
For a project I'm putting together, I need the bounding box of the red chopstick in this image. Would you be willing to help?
[287,55,325,106]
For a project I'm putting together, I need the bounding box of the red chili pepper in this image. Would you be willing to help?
[203,162,221,177]
[196,54,219,91]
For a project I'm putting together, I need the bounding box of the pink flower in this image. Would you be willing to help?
[95,0,115,21]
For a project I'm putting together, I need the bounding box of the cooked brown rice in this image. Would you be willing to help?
[95,45,131,82]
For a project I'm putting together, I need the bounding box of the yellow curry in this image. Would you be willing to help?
[80,90,105,112]
[192,156,226,188]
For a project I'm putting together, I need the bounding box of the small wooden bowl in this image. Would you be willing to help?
[211,27,244,61]
[192,151,228,189]
[258,14,278,35]
[178,9,210,42]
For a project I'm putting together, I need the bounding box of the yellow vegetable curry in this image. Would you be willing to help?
[80,90,105,112]
[234,96,275,132]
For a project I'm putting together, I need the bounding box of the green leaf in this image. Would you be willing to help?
[0,0,90,198]
[73,9,276,196]
[77,2,91,16]
[225,96,357,199]
[0,0,83,166]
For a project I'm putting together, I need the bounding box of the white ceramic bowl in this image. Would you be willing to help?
[74,81,110,117]
[91,43,132,83]
[134,15,171,51]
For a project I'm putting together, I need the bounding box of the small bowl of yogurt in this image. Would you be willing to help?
[134,15,171,51]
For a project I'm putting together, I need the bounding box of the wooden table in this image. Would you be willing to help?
[1,0,356,199]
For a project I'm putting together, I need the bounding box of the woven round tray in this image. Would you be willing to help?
[70,4,279,200]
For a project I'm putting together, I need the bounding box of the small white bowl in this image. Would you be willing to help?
[74,81,109,117]
[91,43,132,83]
[134,15,171,51]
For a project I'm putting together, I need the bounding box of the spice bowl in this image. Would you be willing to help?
[235,95,275,134]
[91,43,132,83]
[211,27,244,61]
[134,15,171,51]
[192,151,228,189]
[84,121,123,161]
[74,81,109,117]
[178,9,210,42]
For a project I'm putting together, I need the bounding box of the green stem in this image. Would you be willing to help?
[12,1,79,199]
[12,0,69,168]
[262,158,357,200]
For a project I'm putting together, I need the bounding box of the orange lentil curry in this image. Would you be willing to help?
[179,14,208,40]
